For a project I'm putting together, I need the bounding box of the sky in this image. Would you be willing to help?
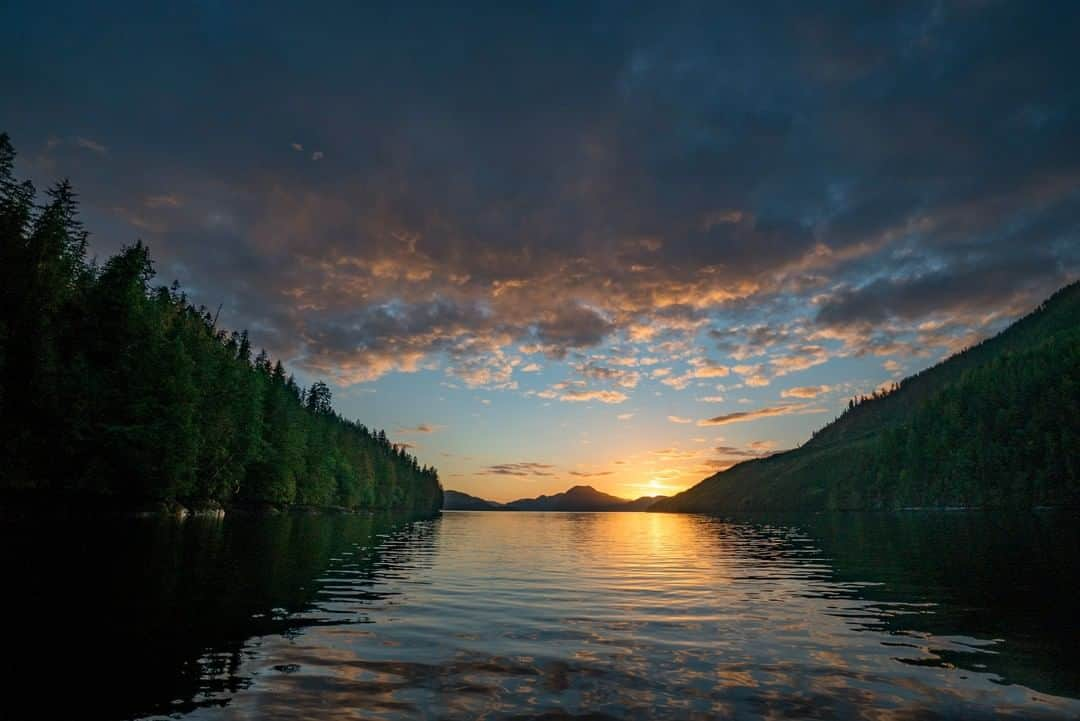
[3,1,1078,502]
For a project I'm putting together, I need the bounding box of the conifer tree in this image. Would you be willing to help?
[0,135,442,515]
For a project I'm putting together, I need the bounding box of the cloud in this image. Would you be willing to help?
[616,412,634,421]
[575,360,641,388]
[698,440,779,472]
[667,415,693,424]
[480,462,556,477]
[311,151,324,160]
[521,362,541,372]
[559,389,628,404]
[712,444,772,459]
[651,447,701,460]
[396,423,444,433]
[13,0,1079,398]
[723,343,831,389]
[568,470,613,477]
[446,341,519,389]
[769,345,830,377]
[532,304,615,358]
[661,358,731,390]
[781,385,830,399]
[815,260,1073,333]
[710,324,793,360]
[697,403,826,426]
[73,137,108,155]
[688,357,729,378]
[732,363,771,387]
[144,194,183,209]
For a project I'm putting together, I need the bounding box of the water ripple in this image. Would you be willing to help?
[155,512,1080,720]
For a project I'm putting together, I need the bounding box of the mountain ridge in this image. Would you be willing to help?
[652,281,1080,513]
[444,485,666,512]
[443,490,503,510]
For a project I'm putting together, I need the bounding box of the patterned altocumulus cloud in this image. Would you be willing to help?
[4,0,1078,419]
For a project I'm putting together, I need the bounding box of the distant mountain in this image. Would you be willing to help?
[443,490,502,510]
[620,495,668,510]
[652,281,1080,513]
[503,485,665,512]
[444,486,666,512]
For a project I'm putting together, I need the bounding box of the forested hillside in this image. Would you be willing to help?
[443,490,503,510]
[653,282,1080,513]
[0,134,441,514]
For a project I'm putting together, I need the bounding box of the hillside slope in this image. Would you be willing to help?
[653,282,1080,513]
[444,487,666,511]
[504,485,631,511]
[493,485,662,511]
[0,134,442,516]
[443,490,502,510]
[620,495,668,510]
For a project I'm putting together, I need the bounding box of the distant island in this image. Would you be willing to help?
[653,281,1080,513]
[444,485,667,512]
[0,134,442,518]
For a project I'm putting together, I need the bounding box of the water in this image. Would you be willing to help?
[3,511,1079,719]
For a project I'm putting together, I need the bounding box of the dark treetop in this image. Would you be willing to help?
[0,134,441,515]
[653,281,1080,513]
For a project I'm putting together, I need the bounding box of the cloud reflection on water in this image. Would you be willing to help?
[177,512,1080,721]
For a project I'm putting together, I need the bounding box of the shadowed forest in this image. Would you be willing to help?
[655,281,1080,512]
[0,134,441,514]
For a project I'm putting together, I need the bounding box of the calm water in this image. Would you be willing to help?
[4,510,1080,720]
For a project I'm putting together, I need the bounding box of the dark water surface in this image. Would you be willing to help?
[3,510,1079,719]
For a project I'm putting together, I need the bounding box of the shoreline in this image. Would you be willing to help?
[0,491,441,521]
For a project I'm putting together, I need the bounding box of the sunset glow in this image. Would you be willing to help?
[5,2,1076,503]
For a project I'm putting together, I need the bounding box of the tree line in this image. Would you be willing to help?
[653,280,1079,513]
[830,327,1080,509]
[0,133,441,514]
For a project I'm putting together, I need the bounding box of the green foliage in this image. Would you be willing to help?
[850,330,1080,509]
[654,282,1080,513]
[0,134,441,514]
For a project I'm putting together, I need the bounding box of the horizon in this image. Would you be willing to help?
[5,2,1078,503]
[447,482,669,504]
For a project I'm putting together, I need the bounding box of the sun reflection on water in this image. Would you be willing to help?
[173,512,1080,721]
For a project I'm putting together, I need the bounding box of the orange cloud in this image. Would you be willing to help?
[697,403,826,426]
[781,385,831,399]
